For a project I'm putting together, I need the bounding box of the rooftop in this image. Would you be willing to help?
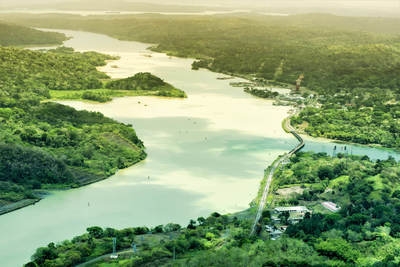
[274,206,310,213]
[322,201,340,212]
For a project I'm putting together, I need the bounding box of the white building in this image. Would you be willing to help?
[274,206,310,214]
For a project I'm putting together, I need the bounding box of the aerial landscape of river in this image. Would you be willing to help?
[1,29,399,266]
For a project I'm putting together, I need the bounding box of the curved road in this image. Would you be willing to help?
[250,122,304,235]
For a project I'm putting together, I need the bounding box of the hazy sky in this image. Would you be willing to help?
[1,0,399,16]
[1,0,398,6]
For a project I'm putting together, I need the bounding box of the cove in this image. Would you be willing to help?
[0,30,398,266]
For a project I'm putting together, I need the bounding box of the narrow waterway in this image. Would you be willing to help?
[1,30,399,266]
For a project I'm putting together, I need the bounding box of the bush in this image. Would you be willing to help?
[81,91,112,102]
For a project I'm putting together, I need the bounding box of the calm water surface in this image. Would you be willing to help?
[0,30,294,266]
[1,30,399,266]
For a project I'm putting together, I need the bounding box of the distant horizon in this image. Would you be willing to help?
[0,0,399,17]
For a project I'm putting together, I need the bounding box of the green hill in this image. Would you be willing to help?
[0,26,187,212]
[106,72,186,97]
[107,72,166,90]
[0,43,147,213]
[0,21,66,46]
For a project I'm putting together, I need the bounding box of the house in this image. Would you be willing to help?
[265,225,283,240]
[270,229,283,240]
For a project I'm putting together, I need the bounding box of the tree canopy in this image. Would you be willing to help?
[4,13,400,94]
[0,32,146,209]
[0,21,66,46]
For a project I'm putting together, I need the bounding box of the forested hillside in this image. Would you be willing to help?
[0,21,189,212]
[105,72,186,98]
[26,152,400,266]
[289,79,400,148]
[0,22,66,46]
[0,35,148,211]
[4,13,400,148]
[277,152,400,266]
[3,12,400,267]
[0,46,113,100]
[2,13,400,94]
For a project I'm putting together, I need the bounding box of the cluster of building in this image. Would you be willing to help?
[271,206,311,223]
[266,203,340,239]
[265,206,309,240]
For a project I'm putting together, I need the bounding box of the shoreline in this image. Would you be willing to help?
[280,103,400,153]
[0,199,41,216]
[251,113,304,212]
[300,130,400,153]
[3,45,395,219]
[0,157,147,216]
[2,28,396,219]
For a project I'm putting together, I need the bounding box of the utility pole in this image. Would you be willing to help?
[110,237,118,259]
[112,237,116,254]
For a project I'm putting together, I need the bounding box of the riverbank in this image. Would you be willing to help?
[0,155,148,216]
[281,102,400,154]
[0,199,40,216]
[0,30,290,220]
[0,29,299,267]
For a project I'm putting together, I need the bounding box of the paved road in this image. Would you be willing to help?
[250,154,285,235]
[76,249,134,267]
[250,128,304,235]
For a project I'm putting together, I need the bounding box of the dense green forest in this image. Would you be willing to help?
[26,152,400,266]
[2,13,400,94]
[3,13,400,148]
[0,21,183,213]
[0,28,133,208]
[0,46,113,99]
[0,33,185,104]
[291,87,400,149]
[3,13,400,266]
[0,30,147,210]
[0,21,66,46]
[0,24,187,211]
[0,97,146,209]
[274,152,400,266]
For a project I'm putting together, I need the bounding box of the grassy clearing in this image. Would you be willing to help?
[328,175,350,189]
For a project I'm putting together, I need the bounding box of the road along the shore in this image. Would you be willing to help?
[250,117,304,235]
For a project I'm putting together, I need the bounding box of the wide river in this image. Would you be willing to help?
[1,30,399,266]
